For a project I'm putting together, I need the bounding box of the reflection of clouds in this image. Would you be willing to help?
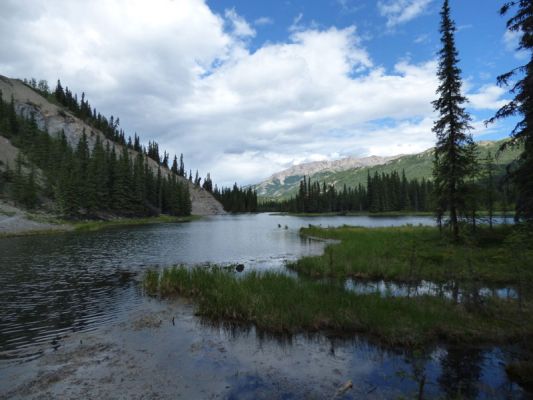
[345,279,519,301]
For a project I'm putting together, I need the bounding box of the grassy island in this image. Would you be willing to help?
[144,265,533,347]
[290,225,533,284]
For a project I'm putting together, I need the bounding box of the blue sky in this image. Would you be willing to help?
[0,0,525,185]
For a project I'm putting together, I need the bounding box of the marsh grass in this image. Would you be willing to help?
[143,266,532,346]
[290,226,533,284]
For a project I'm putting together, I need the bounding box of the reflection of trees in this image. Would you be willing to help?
[438,346,483,399]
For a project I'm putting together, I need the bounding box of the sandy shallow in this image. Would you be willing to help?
[1,296,408,400]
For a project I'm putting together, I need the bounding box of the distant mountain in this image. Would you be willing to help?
[253,140,520,200]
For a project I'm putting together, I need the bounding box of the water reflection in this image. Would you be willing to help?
[219,327,524,399]
[192,317,526,398]
[344,278,521,302]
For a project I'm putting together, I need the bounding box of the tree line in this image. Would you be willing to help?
[260,172,434,214]
[23,78,189,174]
[260,155,513,217]
[0,92,191,217]
[200,174,258,212]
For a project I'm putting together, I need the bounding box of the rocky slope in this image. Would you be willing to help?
[0,75,225,216]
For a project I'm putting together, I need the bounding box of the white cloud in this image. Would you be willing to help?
[0,0,501,187]
[225,8,256,38]
[289,13,304,32]
[468,85,507,110]
[254,17,274,26]
[378,0,432,28]
[414,33,430,44]
[503,29,528,61]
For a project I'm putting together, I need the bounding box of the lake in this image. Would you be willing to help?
[0,213,525,398]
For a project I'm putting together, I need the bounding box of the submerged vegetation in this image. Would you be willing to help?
[291,225,533,284]
[144,265,533,346]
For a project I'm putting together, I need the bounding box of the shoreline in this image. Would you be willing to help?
[269,210,513,218]
[0,201,202,238]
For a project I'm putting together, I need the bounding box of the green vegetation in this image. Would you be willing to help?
[253,140,519,202]
[144,266,533,346]
[259,153,516,217]
[0,90,192,218]
[290,225,533,284]
[432,0,477,239]
[72,214,201,231]
[0,214,200,238]
[487,2,533,223]
[212,183,258,213]
[260,172,435,214]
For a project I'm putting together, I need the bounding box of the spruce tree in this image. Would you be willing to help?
[171,155,178,174]
[179,154,185,177]
[432,0,476,239]
[488,1,533,222]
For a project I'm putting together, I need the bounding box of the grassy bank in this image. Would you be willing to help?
[273,210,510,218]
[72,214,201,232]
[272,211,434,217]
[0,213,200,238]
[289,225,533,284]
[144,266,532,346]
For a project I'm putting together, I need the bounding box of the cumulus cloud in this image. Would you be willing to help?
[378,0,433,28]
[0,0,504,186]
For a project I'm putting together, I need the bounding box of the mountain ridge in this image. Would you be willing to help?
[253,140,520,200]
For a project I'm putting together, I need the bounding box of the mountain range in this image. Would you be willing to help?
[252,140,520,200]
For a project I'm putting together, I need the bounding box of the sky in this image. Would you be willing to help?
[0,0,526,187]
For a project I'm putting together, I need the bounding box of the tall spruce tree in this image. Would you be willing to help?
[488,1,533,222]
[432,0,476,239]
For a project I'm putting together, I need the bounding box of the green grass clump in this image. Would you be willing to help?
[144,266,533,346]
[290,225,533,284]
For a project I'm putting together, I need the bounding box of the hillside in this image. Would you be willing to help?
[253,140,521,201]
[0,75,225,216]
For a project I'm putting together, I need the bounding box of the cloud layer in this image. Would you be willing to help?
[0,0,506,186]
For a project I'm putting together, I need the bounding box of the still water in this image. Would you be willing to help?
[0,214,434,360]
[0,213,526,398]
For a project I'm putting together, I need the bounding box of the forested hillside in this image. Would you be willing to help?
[0,76,225,217]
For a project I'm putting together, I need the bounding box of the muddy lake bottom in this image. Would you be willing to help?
[0,214,528,398]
